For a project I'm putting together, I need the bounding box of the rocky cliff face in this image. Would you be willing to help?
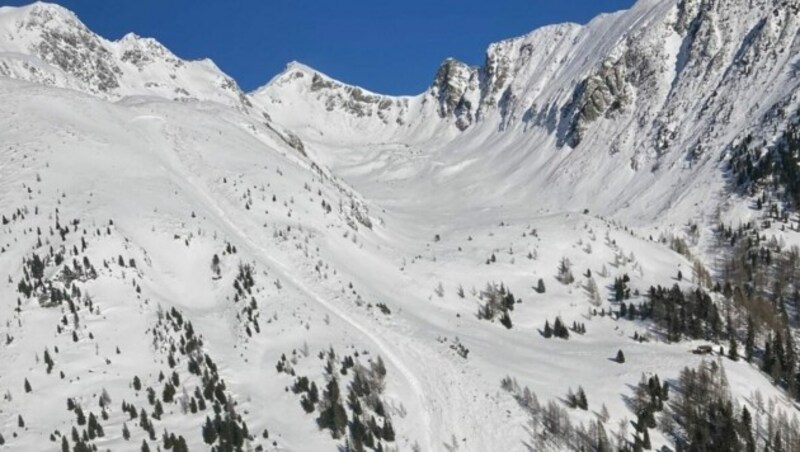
[429,58,479,130]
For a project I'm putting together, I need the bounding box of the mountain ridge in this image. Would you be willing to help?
[2,2,800,451]
[0,1,253,109]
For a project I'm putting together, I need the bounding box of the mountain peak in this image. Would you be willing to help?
[0,2,252,109]
[4,1,84,32]
[11,1,76,18]
[116,31,175,64]
[284,60,318,74]
[263,61,365,94]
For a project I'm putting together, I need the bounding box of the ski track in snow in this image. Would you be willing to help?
[138,116,440,451]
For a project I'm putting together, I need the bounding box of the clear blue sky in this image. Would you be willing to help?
[3,0,635,94]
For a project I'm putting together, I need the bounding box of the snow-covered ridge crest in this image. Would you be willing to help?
[263,61,411,122]
[252,60,449,145]
[0,1,251,109]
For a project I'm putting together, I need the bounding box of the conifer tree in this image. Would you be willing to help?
[75,406,86,425]
[566,388,577,408]
[211,254,221,277]
[382,418,395,442]
[347,388,362,416]
[762,336,774,374]
[317,377,347,438]
[348,416,365,451]
[162,382,175,403]
[557,258,574,284]
[500,311,513,329]
[745,316,755,362]
[742,406,755,452]
[633,434,643,452]
[300,395,315,413]
[728,335,739,361]
[202,416,216,445]
[553,317,570,339]
[577,386,588,410]
[87,413,99,439]
[616,349,626,363]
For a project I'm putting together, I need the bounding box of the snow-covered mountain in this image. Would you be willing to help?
[0,2,252,109]
[1,1,800,451]
[255,0,800,225]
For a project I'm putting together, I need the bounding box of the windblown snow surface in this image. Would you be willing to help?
[1,1,800,451]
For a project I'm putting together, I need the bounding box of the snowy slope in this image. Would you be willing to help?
[1,1,800,451]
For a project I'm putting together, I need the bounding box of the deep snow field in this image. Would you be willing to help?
[0,76,797,451]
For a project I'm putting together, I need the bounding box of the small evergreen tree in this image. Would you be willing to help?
[75,406,86,425]
[557,258,575,284]
[536,278,546,294]
[553,317,569,339]
[317,377,347,438]
[745,316,755,362]
[202,417,216,445]
[616,349,626,363]
[300,394,315,413]
[576,386,588,410]
[382,418,395,442]
[162,382,176,403]
[211,254,221,277]
[499,311,513,329]
[566,388,577,408]
[728,335,739,361]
